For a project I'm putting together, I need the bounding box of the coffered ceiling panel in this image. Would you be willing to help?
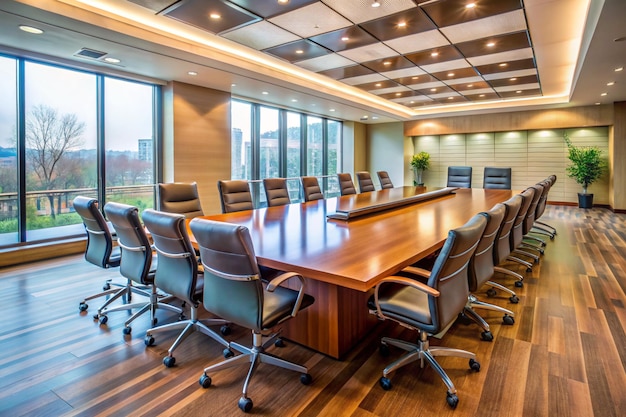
[150,0,544,111]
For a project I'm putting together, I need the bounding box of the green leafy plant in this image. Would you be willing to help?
[564,133,604,194]
[410,151,430,185]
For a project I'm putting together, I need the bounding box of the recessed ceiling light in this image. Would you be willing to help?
[486,42,495,47]
[601,92,608,96]
[19,25,43,34]
[291,99,298,102]
[104,57,120,63]
[375,83,382,87]
[467,84,473,88]
[372,116,379,120]
[262,91,269,95]
[615,67,624,72]
[410,101,415,104]
[607,81,615,86]
[510,77,517,81]
[371,1,381,8]
[187,71,198,76]
[209,13,221,19]
[278,0,289,4]
[397,22,407,28]
[395,93,402,96]
[447,72,455,77]
[499,63,508,67]
[448,96,454,100]
[466,3,476,9]
[516,90,522,93]
[595,102,601,105]
[431,52,439,57]
[479,94,485,97]
[341,36,349,41]
[383,61,392,66]
[329,108,336,112]
[412,76,419,80]
[430,88,437,92]
[295,50,303,54]
[231,83,236,87]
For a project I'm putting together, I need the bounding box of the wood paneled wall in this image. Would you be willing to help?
[415,128,610,205]
[162,81,231,215]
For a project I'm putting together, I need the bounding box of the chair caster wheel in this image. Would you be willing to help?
[446,392,459,409]
[199,374,212,388]
[379,376,392,390]
[503,315,515,325]
[274,339,285,348]
[178,314,186,321]
[145,336,155,346]
[515,281,524,288]
[526,267,532,273]
[99,315,108,325]
[509,295,519,304]
[486,288,497,297]
[122,326,132,335]
[79,302,88,312]
[163,356,175,367]
[469,358,481,371]
[220,325,231,335]
[238,396,253,412]
[103,282,111,291]
[379,343,390,357]
[223,348,234,358]
[300,373,312,385]
[481,331,493,341]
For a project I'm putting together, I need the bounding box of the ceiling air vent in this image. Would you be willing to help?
[74,48,107,59]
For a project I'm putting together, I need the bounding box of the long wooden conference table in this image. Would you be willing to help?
[191,186,514,359]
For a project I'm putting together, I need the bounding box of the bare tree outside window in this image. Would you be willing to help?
[26,104,85,218]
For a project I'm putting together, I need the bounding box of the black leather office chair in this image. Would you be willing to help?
[217,180,253,213]
[263,177,291,207]
[533,175,557,237]
[142,209,232,367]
[337,173,356,196]
[157,182,204,219]
[369,213,487,409]
[191,218,315,413]
[493,194,526,288]
[377,171,394,189]
[74,196,123,313]
[300,176,324,201]
[508,187,540,270]
[483,167,511,189]
[98,202,183,333]
[356,171,376,193]
[463,203,516,341]
[519,183,547,253]
[447,166,472,188]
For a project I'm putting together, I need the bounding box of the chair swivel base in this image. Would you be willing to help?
[199,331,312,413]
[378,331,480,409]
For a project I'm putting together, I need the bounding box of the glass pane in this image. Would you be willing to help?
[259,107,279,207]
[104,78,155,211]
[326,119,342,196]
[307,116,323,176]
[24,62,97,241]
[286,112,301,201]
[231,100,252,180]
[0,57,18,245]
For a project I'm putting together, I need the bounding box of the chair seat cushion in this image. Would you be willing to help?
[262,285,315,329]
[368,282,432,329]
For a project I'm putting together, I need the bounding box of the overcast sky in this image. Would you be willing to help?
[0,56,153,151]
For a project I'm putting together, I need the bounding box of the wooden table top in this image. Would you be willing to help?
[191,187,513,292]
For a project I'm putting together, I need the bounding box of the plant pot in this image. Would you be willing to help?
[577,193,594,209]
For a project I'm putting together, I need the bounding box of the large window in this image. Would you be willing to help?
[230,100,342,206]
[0,55,159,247]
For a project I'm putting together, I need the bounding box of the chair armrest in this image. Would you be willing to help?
[373,275,439,320]
[400,266,431,279]
[267,272,306,318]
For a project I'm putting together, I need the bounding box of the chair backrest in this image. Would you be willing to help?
[510,187,534,249]
[377,171,394,189]
[73,196,120,268]
[494,194,523,264]
[468,203,506,291]
[218,180,254,213]
[190,218,265,331]
[447,166,472,188]
[522,184,543,234]
[534,179,551,219]
[263,178,291,207]
[142,209,199,304]
[157,182,204,219]
[337,173,356,196]
[301,176,324,202]
[483,167,512,189]
[356,171,375,193]
[104,202,153,284]
[426,213,487,333]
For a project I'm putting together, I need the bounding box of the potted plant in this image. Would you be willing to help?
[410,151,430,186]
[564,133,604,208]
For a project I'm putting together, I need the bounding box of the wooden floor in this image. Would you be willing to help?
[1,205,625,417]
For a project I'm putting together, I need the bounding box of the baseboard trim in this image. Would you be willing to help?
[0,238,86,268]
